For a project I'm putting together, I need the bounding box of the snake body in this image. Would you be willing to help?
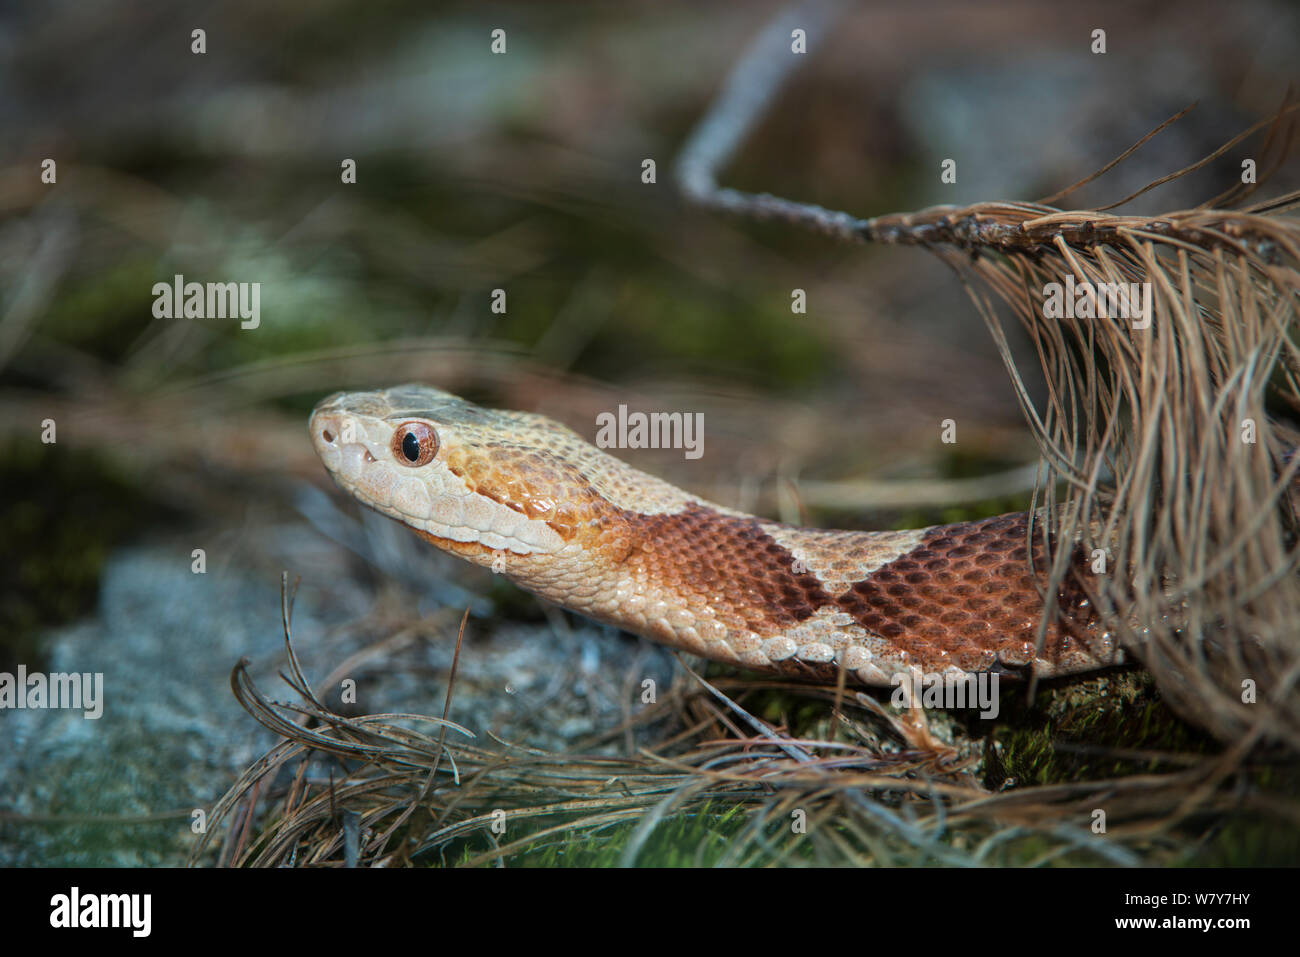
[310,385,1121,685]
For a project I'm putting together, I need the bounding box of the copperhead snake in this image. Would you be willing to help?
[310,385,1122,685]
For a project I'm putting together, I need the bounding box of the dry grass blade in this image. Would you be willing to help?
[938,208,1300,750]
[189,587,1293,866]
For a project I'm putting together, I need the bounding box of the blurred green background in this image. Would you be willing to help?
[2,0,1298,865]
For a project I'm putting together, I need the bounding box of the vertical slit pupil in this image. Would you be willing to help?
[403,431,420,462]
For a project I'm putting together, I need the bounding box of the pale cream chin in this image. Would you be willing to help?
[330,451,565,557]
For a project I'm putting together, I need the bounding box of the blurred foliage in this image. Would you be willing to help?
[4,0,1299,867]
[0,442,159,672]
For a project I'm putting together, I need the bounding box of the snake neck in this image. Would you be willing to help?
[311,385,1120,685]
[474,499,1116,683]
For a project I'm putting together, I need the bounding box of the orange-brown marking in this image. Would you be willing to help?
[436,441,1101,673]
[611,506,1097,672]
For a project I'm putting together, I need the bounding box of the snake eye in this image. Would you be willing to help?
[391,421,439,467]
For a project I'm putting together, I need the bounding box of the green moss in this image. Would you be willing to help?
[0,441,159,673]
[37,260,161,364]
[0,734,201,866]
[1187,804,1300,866]
[506,802,750,867]
[984,671,1220,787]
[601,276,830,390]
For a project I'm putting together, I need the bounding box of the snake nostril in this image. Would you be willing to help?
[321,429,335,443]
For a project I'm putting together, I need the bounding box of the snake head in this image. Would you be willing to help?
[309,384,572,558]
